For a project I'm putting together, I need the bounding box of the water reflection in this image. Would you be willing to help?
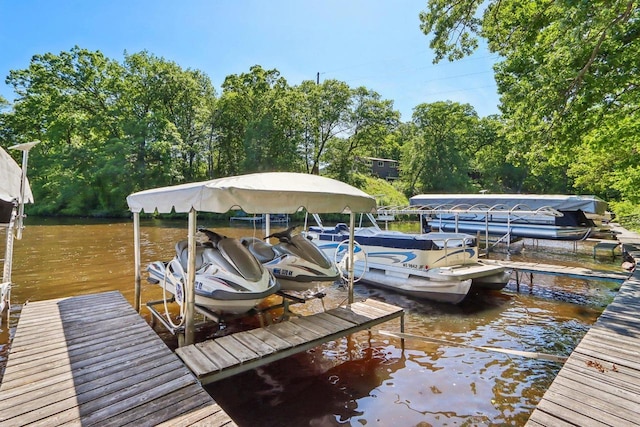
[210,338,408,426]
[204,277,604,426]
[0,219,623,425]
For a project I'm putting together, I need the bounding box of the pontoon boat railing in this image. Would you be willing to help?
[376,204,563,218]
[376,203,564,253]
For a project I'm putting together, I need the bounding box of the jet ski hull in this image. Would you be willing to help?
[147,235,280,315]
[242,233,340,292]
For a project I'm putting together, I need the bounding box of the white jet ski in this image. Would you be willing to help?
[147,228,280,314]
[241,226,340,292]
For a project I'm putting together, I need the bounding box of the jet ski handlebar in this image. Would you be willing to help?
[198,228,226,248]
[265,225,297,243]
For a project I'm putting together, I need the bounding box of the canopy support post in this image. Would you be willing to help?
[9,141,38,240]
[133,211,141,313]
[179,208,197,347]
[507,214,512,250]
[265,214,271,240]
[2,203,17,285]
[1,203,17,323]
[348,212,356,304]
[485,215,489,257]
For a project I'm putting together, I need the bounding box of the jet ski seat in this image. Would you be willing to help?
[240,237,277,263]
[175,240,209,271]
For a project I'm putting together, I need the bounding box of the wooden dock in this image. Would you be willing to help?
[610,223,640,245]
[0,291,235,426]
[483,259,630,283]
[176,298,405,385]
[526,266,640,425]
[0,291,404,425]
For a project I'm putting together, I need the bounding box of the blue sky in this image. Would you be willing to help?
[0,0,500,121]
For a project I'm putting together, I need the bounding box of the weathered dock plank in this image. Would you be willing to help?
[564,352,640,393]
[526,265,640,426]
[196,340,238,370]
[156,403,233,427]
[0,291,236,426]
[176,298,404,385]
[484,259,630,282]
[245,326,291,350]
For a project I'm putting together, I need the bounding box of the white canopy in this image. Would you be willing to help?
[0,146,33,204]
[126,172,377,214]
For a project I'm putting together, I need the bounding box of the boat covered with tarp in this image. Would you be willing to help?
[408,194,608,240]
[1,143,37,319]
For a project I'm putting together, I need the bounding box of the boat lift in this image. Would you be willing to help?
[376,203,564,254]
[127,173,377,347]
[1,142,38,324]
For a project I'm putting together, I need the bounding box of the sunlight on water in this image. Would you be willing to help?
[0,218,623,425]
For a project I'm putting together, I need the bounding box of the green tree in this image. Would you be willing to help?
[215,65,302,176]
[2,47,217,215]
[468,116,528,192]
[121,51,217,186]
[569,113,640,203]
[296,79,352,174]
[4,47,124,215]
[381,122,414,163]
[419,1,640,202]
[401,101,479,195]
[324,86,400,183]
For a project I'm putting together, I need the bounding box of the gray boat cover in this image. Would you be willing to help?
[1,146,34,224]
[409,194,607,216]
[0,146,33,204]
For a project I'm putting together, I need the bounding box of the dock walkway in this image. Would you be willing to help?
[0,291,235,426]
[526,257,640,425]
[176,298,404,385]
[483,259,630,283]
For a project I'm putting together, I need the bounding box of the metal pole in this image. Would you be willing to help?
[485,215,489,257]
[1,204,17,323]
[2,204,16,284]
[16,154,28,241]
[348,213,356,304]
[9,141,39,240]
[184,208,197,346]
[133,212,141,313]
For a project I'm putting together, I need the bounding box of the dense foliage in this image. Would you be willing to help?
[0,46,506,217]
[420,0,640,225]
[2,0,639,225]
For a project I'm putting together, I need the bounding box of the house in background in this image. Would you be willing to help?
[357,156,399,181]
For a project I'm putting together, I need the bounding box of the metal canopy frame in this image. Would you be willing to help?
[1,203,17,322]
[376,203,564,252]
[129,173,376,347]
[377,203,563,218]
[132,209,358,347]
[1,142,38,324]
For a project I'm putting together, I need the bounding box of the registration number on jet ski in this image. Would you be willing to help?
[273,268,293,277]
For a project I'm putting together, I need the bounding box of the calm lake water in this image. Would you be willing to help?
[0,218,623,426]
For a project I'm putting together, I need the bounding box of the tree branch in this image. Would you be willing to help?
[564,1,635,111]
